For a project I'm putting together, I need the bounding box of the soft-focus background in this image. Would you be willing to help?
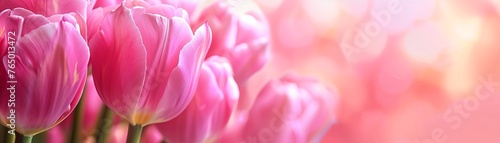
[230,0,500,142]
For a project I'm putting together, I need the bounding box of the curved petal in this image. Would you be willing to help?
[152,21,211,124]
[229,37,269,82]
[203,56,239,135]
[146,5,189,22]
[87,8,104,41]
[20,14,50,36]
[89,5,147,125]
[158,64,221,143]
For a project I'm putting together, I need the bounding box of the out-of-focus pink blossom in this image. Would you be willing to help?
[218,111,248,143]
[89,2,211,126]
[46,126,65,143]
[140,126,163,143]
[0,8,89,136]
[240,73,339,143]
[109,123,128,143]
[156,56,239,143]
[193,2,270,83]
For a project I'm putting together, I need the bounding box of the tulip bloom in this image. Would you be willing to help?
[0,8,89,136]
[156,56,239,143]
[89,2,211,126]
[191,2,269,111]
[241,73,339,143]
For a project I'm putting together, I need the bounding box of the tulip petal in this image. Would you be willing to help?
[126,10,194,124]
[229,38,269,82]
[153,22,211,123]
[89,5,147,124]
[20,14,51,36]
[87,8,104,41]
[146,5,189,22]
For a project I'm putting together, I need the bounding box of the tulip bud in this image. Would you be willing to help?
[89,2,212,126]
[241,73,339,143]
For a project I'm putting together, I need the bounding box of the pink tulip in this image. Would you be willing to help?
[0,8,89,136]
[89,2,212,126]
[192,2,270,83]
[0,0,90,18]
[156,56,239,143]
[241,73,339,143]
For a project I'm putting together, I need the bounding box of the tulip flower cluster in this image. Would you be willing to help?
[0,0,338,143]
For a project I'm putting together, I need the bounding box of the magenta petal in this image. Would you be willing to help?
[89,5,147,124]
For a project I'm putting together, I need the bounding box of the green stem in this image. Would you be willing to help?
[125,124,143,143]
[0,125,6,142]
[70,92,85,143]
[5,131,14,143]
[95,106,114,143]
[32,132,46,143]
[22,135,32,143]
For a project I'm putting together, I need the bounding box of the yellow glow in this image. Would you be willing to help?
[440,0,483,44]
[302,0,340,32]
[0,26,4,37]
[132,112,153,125]
[73,63,80,86]
[444,42,475,99]
[452,17,483,42]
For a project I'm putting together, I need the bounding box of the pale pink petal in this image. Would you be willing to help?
[229,38,269,82]
[154,22,211,123]
[129,12,195,125]
[146,5,189,22]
